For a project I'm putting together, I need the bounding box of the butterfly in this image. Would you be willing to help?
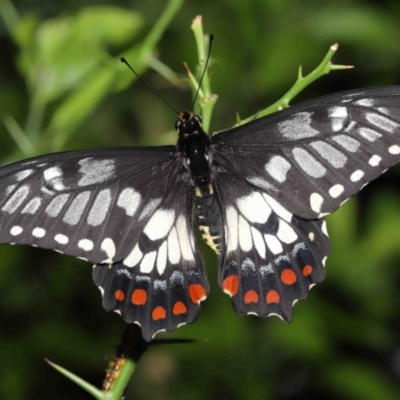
[0,86,399,341]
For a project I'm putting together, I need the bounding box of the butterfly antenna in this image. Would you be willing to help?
[121,57,180,116]
[190,34,214,112]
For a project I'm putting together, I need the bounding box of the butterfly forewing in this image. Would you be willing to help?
[211,87,400,219]
[0,147,179,263]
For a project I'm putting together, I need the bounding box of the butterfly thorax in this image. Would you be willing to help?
[176,111,212,192]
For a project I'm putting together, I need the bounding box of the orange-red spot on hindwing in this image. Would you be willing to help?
[114,290,125,301]
[223,275,239,296]
[152,306,166,321]
[244,290,259,304]
[173,301,187,315]
[281,269,297,285]
[302,265,313,277]
[266,290,280,304]
[189,284,207,304]
[131,289,147,305]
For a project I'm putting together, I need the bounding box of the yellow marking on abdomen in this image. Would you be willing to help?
[199,225,221,255]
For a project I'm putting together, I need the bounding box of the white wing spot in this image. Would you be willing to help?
[366,112,398,133]
[168,227,180,264]
[78,239,94,251]
[63,191,91,225]
[21,197,41,214]
[264,234,283,255]
[156,241,168,275]
[332,135,360,152]
[226,206,239,252]
[350,170,364,182]
[124,244,143,267]
[144,209,175,241]
[117,188,141,217]
[88,189,111,226]
[78,158,115,186]
[140,251,157,273]
[355,98,374,106]
[2,185,30,213]
[368,155,381,166]
[276,219,298,244]
[358,127,381,142]
[389,145,400,155]
[328,106,348,131]
[16,169,33,181]
[32,227,46,238]
[329,184,344,198]
[54,234,69,244]
[308,232,315,241]
[292,147,326,178]
[10,226,23,236]
[176,215,195,261]
[236,192,271,223]
[278,112,319,139]
[321,221,328,236]
[310,141,347,168]
[6,185,16,195]
[238,216,252,252]
[251,227,266,259]
[247,177,275,191]
[45,194,70,217]
[101,238,116,263]
[310,193,324,213]
[265,156,291,183]
[43,167,66,191]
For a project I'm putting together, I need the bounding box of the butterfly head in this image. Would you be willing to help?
[175,111,203,135]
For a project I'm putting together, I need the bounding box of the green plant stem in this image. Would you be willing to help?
[3,115,34,157]
[190,16,218,132]
[148,54,182,87]
[103,325,146,399]
[237,43,353,126]
[45,359,104,400]
[141,0,184,57]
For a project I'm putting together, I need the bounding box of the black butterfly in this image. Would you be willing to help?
[1,86,400,341]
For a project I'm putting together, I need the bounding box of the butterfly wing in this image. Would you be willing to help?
[209,86,400,318]
[211,86,400,219]
[212,170,330,319]
[0,147,209,340]
[92,176,209,341]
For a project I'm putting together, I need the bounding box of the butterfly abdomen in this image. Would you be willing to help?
[195,189,223,255]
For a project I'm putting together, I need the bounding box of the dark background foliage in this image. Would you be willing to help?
[1,0,400,399]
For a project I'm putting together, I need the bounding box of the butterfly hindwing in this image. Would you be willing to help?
[93,175,209,341]
[211,87,400,219]
[213,171,330,319]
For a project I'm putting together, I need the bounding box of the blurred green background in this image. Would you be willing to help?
[1,0,400,399]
